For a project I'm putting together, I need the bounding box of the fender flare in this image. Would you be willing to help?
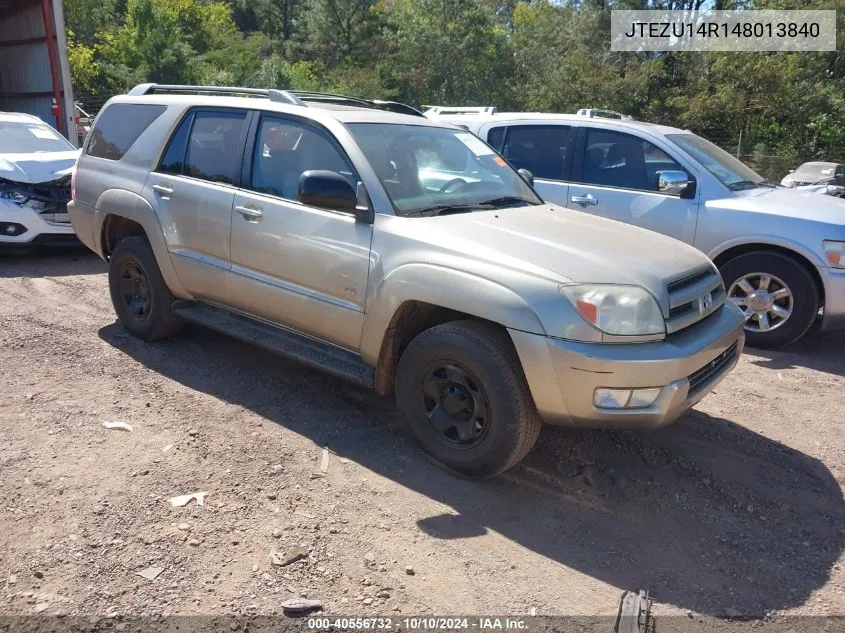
[359,263,546,366]
[93,188,191,299]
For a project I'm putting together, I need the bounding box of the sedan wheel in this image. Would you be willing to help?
[727,272,793,333]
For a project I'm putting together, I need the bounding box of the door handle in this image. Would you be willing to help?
[235,205,264,221]
[571,194,598,206]
[151,183,174,195]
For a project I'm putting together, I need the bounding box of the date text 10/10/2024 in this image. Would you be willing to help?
[307,617,528,630]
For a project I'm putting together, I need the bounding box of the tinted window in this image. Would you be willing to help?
[486,126,506,152]
[158,114,192,175]
[183,111,247,185]
[583,128,684,192]
[501,125,572,180]
[249,116,355,200]
[87,104,166,160]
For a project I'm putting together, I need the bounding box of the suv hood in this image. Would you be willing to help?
[728,187,845,224]
[0,150,80,184]
[415,204,710,299]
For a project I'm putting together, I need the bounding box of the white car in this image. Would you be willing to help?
[0,112,80,250]
[425,106,845,349]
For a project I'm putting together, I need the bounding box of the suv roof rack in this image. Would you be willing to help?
[289,91,424,117]
[423,106,498,116]
[127,84,424,117]
[128,83,305,105]
[576,108,633,121]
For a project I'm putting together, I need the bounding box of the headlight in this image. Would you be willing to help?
[560,284,665,336]
[823,240,845,268]
[0,189,29,205]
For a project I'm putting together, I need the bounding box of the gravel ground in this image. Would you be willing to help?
[1,250,843,630]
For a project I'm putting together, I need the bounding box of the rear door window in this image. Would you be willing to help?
[157,110,248,185]
[87,103,166,160]
[501,125,573,181]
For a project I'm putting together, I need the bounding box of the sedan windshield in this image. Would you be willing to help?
[347,123,542,216]
[0,121,76,153]
[666,133,768,191]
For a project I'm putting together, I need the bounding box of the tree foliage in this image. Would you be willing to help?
[64,0,845,171]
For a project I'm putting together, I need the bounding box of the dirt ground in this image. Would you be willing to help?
[1,250,844,630]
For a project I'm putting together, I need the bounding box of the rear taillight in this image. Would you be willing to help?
[70,164,77,202]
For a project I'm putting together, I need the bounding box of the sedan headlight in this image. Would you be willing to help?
[560,284,665,336]
[0,187,43,210]
[823,240,845,268]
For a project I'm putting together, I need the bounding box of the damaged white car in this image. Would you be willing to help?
[1,112,79,250]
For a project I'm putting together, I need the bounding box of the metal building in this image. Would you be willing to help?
[0,0,76,145]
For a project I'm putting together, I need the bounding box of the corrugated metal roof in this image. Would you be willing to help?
[0,0,76,143]
[0,1,44,36]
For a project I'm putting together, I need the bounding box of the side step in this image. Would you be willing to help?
[173,302,375,388]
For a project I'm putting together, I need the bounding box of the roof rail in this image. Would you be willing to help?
[423,106,498,116]
[290,91,424,117]
[576,108,633,121]
[127,83,304,106]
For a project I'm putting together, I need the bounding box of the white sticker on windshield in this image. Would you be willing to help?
[29,127,60,140]
[455,132,494,156]
[821,168,833,175]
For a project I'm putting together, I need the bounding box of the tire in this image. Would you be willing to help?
[719,251,819,349]
[108,236,184,341]
[395,320,543,479]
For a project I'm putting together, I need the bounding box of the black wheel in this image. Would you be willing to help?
[395,320,542,478]
[108,236,184,341]
[719,251,819,349]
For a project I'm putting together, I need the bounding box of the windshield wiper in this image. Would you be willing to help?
[476,195,536,208]
[404,204,480,217]
[729,179,779,191]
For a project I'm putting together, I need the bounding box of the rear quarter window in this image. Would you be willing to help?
[86,103,167,160]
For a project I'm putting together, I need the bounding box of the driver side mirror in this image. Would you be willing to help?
[656,170,695,198]
[517,168,534,187]
[298,170,373,223]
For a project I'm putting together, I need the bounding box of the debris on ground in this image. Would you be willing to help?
[162,444,174,453]
[270,546,309,567]
[101,420,133,432]
[281,597,322,615]
[168,492,207,507]
[135,567,164,581]
[405,566,415,575]
[320,447,330,475]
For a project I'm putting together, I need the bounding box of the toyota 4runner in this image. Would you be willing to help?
[69,85,745,478]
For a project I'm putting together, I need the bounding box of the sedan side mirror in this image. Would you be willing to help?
[298,170,371,222]
[517,168,534,187]
[656,170,695,198]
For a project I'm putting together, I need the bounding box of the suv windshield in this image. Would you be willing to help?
[1,121,76,153]
[666,133,768,191]
[347,123,542,216]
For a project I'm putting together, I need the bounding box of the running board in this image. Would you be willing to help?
[172,302,375,388]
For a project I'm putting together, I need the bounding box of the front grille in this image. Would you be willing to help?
[665,267,725,334]
[687,342,738,395]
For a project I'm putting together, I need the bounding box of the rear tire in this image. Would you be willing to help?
[108,236,184,341]
[395,320,542,479]
[719,251,819,349]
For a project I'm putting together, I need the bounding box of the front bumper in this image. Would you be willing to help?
[0,202,77,249]
[510,303,746,429]
[821,266,845,331]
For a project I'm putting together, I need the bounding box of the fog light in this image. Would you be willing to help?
[628,387,661,408]
[594,387,661,409]
[0,222,27,236]
[594,388,631,409]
